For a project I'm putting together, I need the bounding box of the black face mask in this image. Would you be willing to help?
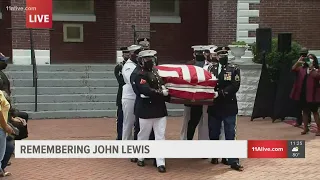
[130,54,138,63]
[0,63,8,70]
[143,60,154,71]
[219,56,228,65]
[211,57,218,62]
[195,55,205,61]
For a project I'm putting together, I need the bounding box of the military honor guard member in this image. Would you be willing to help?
[132,50,169,173]
[184,46,207,140]
[130,49,156,141]
[137,38,150,50]
[121,45,143,141]
[114,47,130,140]
[207,47,243,171]
[197,45,218,141]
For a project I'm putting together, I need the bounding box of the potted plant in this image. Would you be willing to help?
[228,41,249,63]
[251,38,302,82]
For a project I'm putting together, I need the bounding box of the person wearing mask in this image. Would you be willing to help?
[121,45,143,141]
[197,45,218,141]
[114,47,130,140]
[207,47,243,171]
[130,47,156,163]
[133,38,155,140]
[133,50,169,173]
[290,51,320,136]
[137,38,150,50]
[183,46,206,140]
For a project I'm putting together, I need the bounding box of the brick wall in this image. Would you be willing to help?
[151,0,208,63]
[115,0,150,48]
[11,0,49,50]
[50,0,115,63]
[208,0,237,46]
[256,0,320,49]
[0,0,12,61]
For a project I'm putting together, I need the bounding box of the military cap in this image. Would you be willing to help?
[214,46,230,55]
[138,50,157,58]
[137,38,150,47]
[127,45,142,52]
[203,45,218,54]
[120,47,130,53]
[0,53,9,62]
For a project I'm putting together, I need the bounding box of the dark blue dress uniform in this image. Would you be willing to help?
[132,50,169,172]
[130,66,155,140]
[114,60,125,140]
[133,68,169,119]
[207,55,243,171]
[114,47,129,140]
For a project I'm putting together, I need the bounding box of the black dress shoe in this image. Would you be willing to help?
[211,158,219,164]
[137,160,145,167]
[157,165,166,173]
[130,158,138,163]
[221,158,229,165]
[230,163,243,171]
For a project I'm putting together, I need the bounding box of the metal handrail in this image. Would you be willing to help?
[7,28,54,112]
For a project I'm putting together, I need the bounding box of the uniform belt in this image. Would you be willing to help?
[140,94,150,98]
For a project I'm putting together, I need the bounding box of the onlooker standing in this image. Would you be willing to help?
[0,88,14,177]
[291,52,320,136]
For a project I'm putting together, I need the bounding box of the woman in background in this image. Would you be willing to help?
[291,53,320,136]
[0,79,14,177]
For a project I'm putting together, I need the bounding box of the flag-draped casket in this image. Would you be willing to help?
[155,64,218,105]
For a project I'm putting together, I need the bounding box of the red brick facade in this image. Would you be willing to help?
[255,0,320,49]
[0,0,12,62]
[151,0,208,63]
[10,0,50,49]
[50,1,116,63]
[208,0,237,47]
[1,0,320,64]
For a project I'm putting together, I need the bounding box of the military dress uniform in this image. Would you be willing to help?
[121,45,143,141]
[185,46,206,140]
[207,47,243,171]
[131,64,155,141]
[197,45,218,141]
[114,47,129,140]
[133,50,169,173]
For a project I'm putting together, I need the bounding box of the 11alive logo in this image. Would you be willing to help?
[25,0,52,28]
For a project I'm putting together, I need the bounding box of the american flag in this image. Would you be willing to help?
[155,64,218,104]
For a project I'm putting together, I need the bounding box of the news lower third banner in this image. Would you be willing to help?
[14,140,305,159]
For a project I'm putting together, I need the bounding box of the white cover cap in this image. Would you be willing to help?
[127,45,142,51]
[208,45,218,53]
[138,50,157,57]
[191,45,205,51]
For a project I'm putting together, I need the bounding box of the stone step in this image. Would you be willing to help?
[6,71,115,79]
[11,87,118,95]
[11,79,118,87]
[12,94,117,103]
[28,109,184,119]
[5,64,116,72]
[14,102,184,111]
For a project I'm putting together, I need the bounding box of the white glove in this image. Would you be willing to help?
[161,85,167,90]
[214,91,219,98]
[162,89,169,96]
